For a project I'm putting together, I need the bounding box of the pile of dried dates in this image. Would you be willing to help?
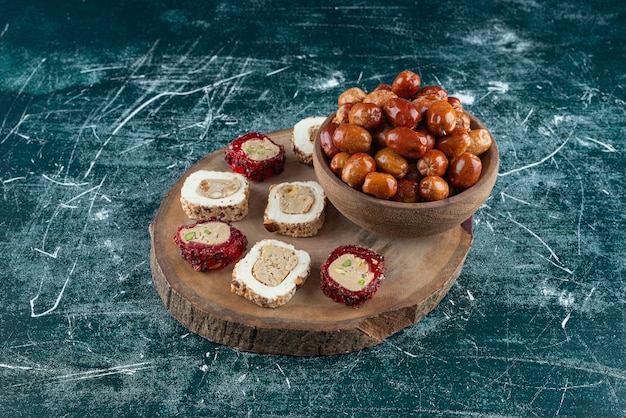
[319,70,492,202]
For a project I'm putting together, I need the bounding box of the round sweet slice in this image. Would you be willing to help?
[225,132,286,182]
[180,170,249,222]
[291,116,327,165]
[174,219,247,272]
[231,239,311,308]
[320,245,385,308]
[263,181,326,237]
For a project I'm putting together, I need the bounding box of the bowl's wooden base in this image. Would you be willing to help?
[149,128,473,356]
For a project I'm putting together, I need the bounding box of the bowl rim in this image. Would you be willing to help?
[313,112,499,209]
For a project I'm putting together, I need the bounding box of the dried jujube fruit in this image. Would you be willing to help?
[319,122,339,158]
[417,149,448,177]
[348,102,384,130]
[426,100,457,136]
[448,152,482,189]
[322,69,492,201]
[393,179,420,203]
[412,96,433,120]
[419,176,450,201]
[386,127,429,159]
[383,97,421,129]
[435,131,471,158]
[391,70,421,99]
[467,128,493,156]
[332,123,372,154]
[374,147,409,179]
[448,96,464,113]
[333,103,352,124]
[363,89,397,108]
[330,151,351,176]
[362,172,397,200]
[417,85,448,101]
[341,153,376,188]
[338,87,366,106]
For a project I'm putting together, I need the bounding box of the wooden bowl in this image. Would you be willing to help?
[312,114,499,237]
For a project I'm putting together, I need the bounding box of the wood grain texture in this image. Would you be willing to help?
[150,129,473,355]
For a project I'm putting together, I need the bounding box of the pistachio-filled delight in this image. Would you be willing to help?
[180,170,249,222]
[174,219,248,272]
[263,181,326,237]
[225,132,285,182]
[231,239,311,308]
[320,244,385,308]
[291,116,327,165]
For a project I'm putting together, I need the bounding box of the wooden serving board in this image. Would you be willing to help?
[149,128,473,356]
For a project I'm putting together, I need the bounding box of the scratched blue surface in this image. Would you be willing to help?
[1,1,624,417]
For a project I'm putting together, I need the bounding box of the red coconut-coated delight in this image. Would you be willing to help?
[225,132,286,182]
[320,244,385,308]
[174,219,247,272]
